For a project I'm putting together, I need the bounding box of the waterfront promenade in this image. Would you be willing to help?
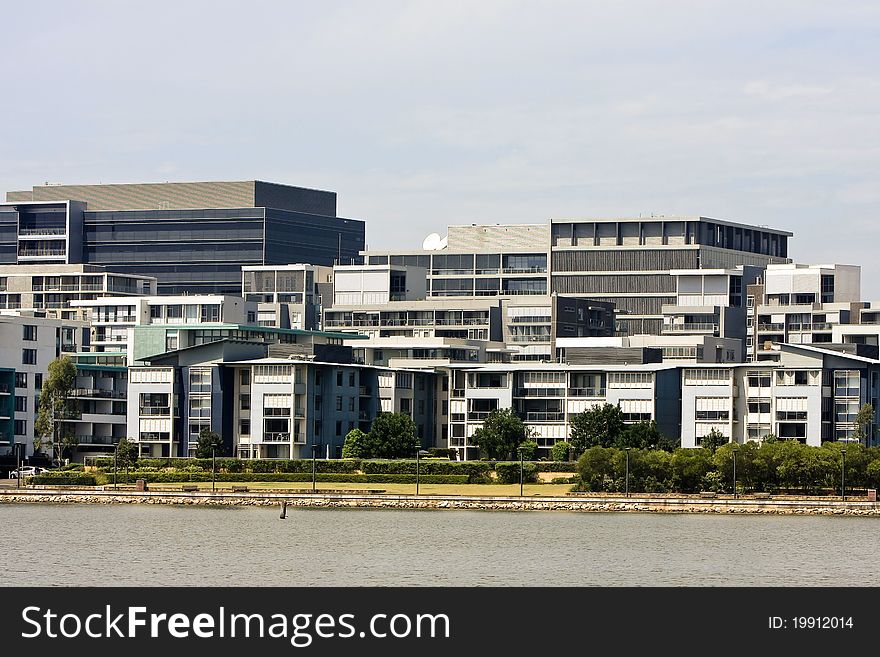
[2,486,878,516]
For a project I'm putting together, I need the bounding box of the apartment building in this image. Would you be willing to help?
[679,343,880,447]
[441,362,682,459]
[2,180,365,295]
[71,295,255,354]
[241,263,333,330]
[324,263,615,363]
[126,337,430,459]
[0,264,156,320]
[747,264,863,361]
[0,312,88,456]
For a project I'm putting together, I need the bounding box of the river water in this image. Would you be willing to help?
[1,504,876,586]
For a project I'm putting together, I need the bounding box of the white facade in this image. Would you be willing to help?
[0,312,88,456]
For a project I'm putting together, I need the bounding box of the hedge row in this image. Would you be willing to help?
[576,442,880,494]
[94,472,470,485]
[31,473,97,486]
[359,460,493,478]
[495,462,539,484]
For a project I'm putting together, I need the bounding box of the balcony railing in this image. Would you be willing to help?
[18,249,67,257]
[757,323,785,331]
[139,406,170,416]
[18,227,66,236]
[568,388,606,397]
[451,389,465,398]
[501,267,547,274]
[70,389,127,399]
[358,386,371,396]
[515,388,565,397]
[812,322,833,331]
[509,335,551,343]
[263,432,290,442]
[467,411,493,421]
[524,411,565,422]
[662,323,718,332]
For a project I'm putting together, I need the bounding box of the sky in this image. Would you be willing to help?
[2,1,879,294]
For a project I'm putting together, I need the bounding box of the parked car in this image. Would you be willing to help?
[8,466,45,479]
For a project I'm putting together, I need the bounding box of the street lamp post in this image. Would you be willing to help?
[113,448,118,490]
[624,447,631,497]
[519,447,525,497]
[416,448,421,496]
[311,444,320,493]
[841,448,847,501]
[732,447,739,500]
[15,442,22,490]
[211,446,216,492]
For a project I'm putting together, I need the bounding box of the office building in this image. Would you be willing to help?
[2,180,365,295]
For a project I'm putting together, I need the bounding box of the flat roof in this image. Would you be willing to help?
[550,215,793,237]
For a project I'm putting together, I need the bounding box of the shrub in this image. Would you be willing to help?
[494,462,538,484]
[94,472,469,485]
[31,473,97,486]
[534,461,579,472]
[550,441,573,462]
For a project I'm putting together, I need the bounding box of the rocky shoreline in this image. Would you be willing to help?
[2,489,879,516]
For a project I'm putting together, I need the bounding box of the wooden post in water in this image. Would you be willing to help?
[280,501,287,519]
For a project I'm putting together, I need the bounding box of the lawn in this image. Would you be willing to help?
[139,481,577,497]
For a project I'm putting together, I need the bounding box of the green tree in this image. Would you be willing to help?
[569,403,625,453]
[341,428,369,458]
[853,403,875,444]
[698,428,728,453]
[114,437,137,470]
[517,439,539,461]
[576,446,618,491]
[616,420,664,450]
[670,448,714,492]
[550,440,572,461]
[34,356,78,466]
[195,428,224,458]
[713,442,760,493]
[471,408,529,460]
[368,412,419,459]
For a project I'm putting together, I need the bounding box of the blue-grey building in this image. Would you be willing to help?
[2,180,365,295]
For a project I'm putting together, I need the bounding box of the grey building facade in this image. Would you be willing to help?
[3,180,365,295]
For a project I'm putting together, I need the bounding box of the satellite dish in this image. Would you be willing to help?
[438,235,448,249]
[422,233,442,250]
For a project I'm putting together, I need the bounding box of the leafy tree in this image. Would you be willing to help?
[195,428,224,458]
[570,403,625,453]
[576,446,618,491]
[35,356,78,466]
[471,408,529,460]
[853,403,875,444]
[698,428,728,453]
[114,437,137,470]
[657,434,681,452]
[368,412,419,459]
[616,420,664,450]
[713,442,760,493]
[550,441,572,462]
[670,448,714,492]
[517,439,539,461]
[341,428,369,458]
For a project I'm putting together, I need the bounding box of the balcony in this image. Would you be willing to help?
[662,323,718,333]
[18,248,67,257]
[568,387,606,397]
[263,432,290,442]
[812,322,833,331]
[501,267,547,274]
[451,389,465,398]
[294,407,306,418]
[139,406,170,416]
[74,435,117,445]
[515,388,565,397]
[18,227,66,236]
[524,411,565,422]
[467,411,493,421]
[70,389,127,399]
[757,323,785,332]
[358,386,371,396]
[509,335,551,343]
